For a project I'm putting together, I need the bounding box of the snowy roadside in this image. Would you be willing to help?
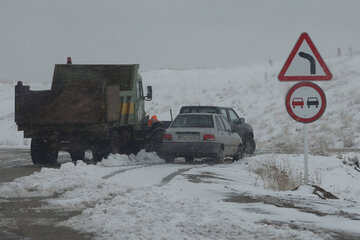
[1,152,360,239]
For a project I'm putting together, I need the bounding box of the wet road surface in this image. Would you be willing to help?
[0,149,92,240]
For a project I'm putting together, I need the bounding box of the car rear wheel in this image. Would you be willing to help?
[214,147,224,164]
[233,144,244,161]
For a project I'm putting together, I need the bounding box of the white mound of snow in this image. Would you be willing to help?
[100,150,164,167]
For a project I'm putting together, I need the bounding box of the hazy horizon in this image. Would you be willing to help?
[1,0,359,83]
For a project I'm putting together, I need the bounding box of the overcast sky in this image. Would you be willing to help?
[0,0,359,83]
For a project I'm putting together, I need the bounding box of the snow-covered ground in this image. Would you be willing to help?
[1,152,360,239]
[1,56,360,238]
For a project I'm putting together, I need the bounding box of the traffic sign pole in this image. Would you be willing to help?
[285,82,326,186]
[304,124,309,185]
[279,33,332,186]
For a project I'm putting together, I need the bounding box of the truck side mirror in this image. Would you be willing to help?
[146,86,152,101]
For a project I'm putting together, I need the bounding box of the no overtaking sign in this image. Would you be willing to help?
[285,82,326,124]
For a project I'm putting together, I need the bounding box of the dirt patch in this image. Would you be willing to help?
[225,194,263,204]
[259,219,360,240]
[0,197,92,240]
[225,193,360,220]
[312,185,338,199]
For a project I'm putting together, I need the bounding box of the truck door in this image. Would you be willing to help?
[136,81,145,122]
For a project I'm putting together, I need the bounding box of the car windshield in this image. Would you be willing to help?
[171,115,214,128]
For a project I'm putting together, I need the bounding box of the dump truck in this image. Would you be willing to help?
[15,58,166,164]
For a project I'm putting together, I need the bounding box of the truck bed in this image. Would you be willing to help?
[15,83,104,127]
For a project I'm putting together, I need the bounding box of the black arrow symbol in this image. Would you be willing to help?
[298,52,316,74]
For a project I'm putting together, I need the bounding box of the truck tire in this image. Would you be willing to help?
[164,154,175,163]
[214,147,224,164]
[109,130,120,154]
[233,144,244,161]
[70,151,85,162]
[244,137,256,155]
[146,127,165,153]
[91,142,109,162]
[92,149,105,162]
[31,139,58,165]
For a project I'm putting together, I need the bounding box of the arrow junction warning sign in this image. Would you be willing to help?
[278,33,332,81]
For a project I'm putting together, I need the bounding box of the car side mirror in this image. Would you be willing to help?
[146,86,152,101]
[233,118,245,125]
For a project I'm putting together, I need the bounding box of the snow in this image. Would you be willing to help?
[1,56,360,238]
[1,152,360,239]
[100,150,164,167]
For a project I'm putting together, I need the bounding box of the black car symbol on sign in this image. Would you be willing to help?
[307,97,319,108]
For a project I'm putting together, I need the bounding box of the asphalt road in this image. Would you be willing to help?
[0,149,92,240]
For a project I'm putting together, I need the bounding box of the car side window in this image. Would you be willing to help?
[220,116,232,131]
[229,109,239,122]
[214,117,220,131]
[215,116,225,131]
[220,109,228,120]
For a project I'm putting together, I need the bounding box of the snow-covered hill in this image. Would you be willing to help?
[1,55,360,150]
[144,55,360,150]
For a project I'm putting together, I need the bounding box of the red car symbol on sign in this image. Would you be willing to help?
[292,98,304,108]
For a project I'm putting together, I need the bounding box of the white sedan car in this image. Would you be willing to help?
[160,113,243,163]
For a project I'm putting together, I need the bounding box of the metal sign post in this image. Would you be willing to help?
[285,82,326,185]
[304,124,309,184]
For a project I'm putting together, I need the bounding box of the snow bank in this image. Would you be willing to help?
[144,55,360,149]
[100,150,164,167]
[1,153,360,239]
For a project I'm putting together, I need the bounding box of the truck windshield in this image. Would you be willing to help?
[171,115,214,128]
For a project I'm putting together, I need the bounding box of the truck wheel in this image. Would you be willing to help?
[164,154,175,163]
[233,144,244,161]
[92,149,106,162]
[147,128,165,153]
[109,130,120,154]
[69,151,85,162]
[185,156,194,163]
[214,147,224,164]
[31,139,58,165]
[244,137,256,155]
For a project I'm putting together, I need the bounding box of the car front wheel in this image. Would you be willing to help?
[244,137,256,155]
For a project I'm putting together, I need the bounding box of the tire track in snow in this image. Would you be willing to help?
[157,168,193,187]
[101,164,161,179]
[157,164,209,187]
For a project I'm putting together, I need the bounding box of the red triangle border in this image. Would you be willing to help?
[278,32,332,81]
